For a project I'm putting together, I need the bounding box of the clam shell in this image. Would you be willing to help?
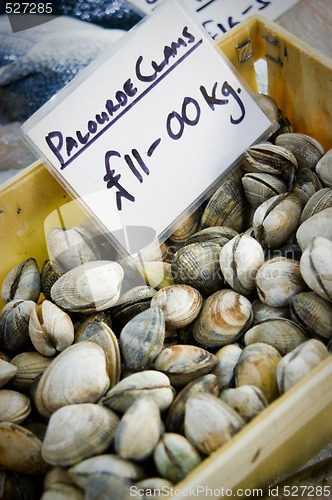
[9,351,53,392]
[275,133,324,170]
[255,257,307,307]
[150,284,202,329]
[41,403,119,467]
[47,226,101,272]
[115,397,161,461]
[0,470,40,500]
[277,339,328,394]
[119,306,165,372]
[200,178,247,232]
[101,370,174,413]
[252,300,290,323]
[34,342,110,418]
[171,242,223,296]
[168,208,201,243]
[212,344,242,391]
[111,285,156,325]
[300,236,332,302]
[292,168,322,201]
[153,432,201,483]
[50,260,124,314]
[235,343,281,403]
[184,392,245,455]
[290,291,332,341]
[1,258,40,303]
[220,385,268,422]
[29,300,74,357]
[253,192,305,249]
[315,148,332,186]
[42,467,84,500]
[219,234,264,295]
[0,389,31,424]
[153,344,217,386]
[299,188,332,224]
[0,300,35,355]
[243,142,297,176]
[74,316,121,388]
[193,289,253,349]
[40,259,64,301]
[242,172,287,208]
[0,422,47,473]
[166,374,219,433]
[243,318,307,355]
[186,226,238,246]
[0,358,17,388]
[296,207,332,250]
[68,454,145,489]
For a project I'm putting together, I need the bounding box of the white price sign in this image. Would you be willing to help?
[130,0,301,38]
[23,0,272,257]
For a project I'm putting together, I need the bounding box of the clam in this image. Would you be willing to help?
[0,422,47,473]
[171,241,224,296]
[40,259,63,301]
[235,343,281,403]
[292,168,322,201]
[0,470,40,500]
[242,172,287,208]
[154,344,217,386]
[275,132,324,170]
[243,142,297,187]
[243,318,307,355]
[252,300,290,323]
[135,478,173,497]
[220,385,268,422]
[0,357,17,388]
[166,374,219,433]
[34,341,110,418]
[212,344,242,391]
[0,389,31,423]
[299,188,332,224]
[255,257,307,307]
[193,289,253,349]
[73,473,132,500]
[29,300,74,357]
[41,403,119,466]
[253,94,292,137]
[200,178,247,232]
[168,208,201,243]
[0,299,35,355]
[184,392,245,455]
[101,370,174,413]
[111,285,156,325]
[68,454,145,489]
[42,467,84,500]
[277,339,328,394]
[315,148,332,186]
[150,284,202,329]
[74,315,121,387]
[253,192,306,249]
[9,351,53,392]
[1,258,40,303]
[136,261,175,290]
[290,292,332,341]
[186,226,238,246]
[153,432,202,483]
[296,207,332,250]
[115,397,161,461]
[50,260,124,314]
[300,236,332,302]
[47,226,101,272]
[119,306,165,372]
[219,233,264,295]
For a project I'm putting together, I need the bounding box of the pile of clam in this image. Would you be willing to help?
[0,94,332,500]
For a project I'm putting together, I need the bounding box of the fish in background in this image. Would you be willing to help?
[0,15,128,122]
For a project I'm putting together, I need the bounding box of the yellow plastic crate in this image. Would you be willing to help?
[0,15,331,496]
